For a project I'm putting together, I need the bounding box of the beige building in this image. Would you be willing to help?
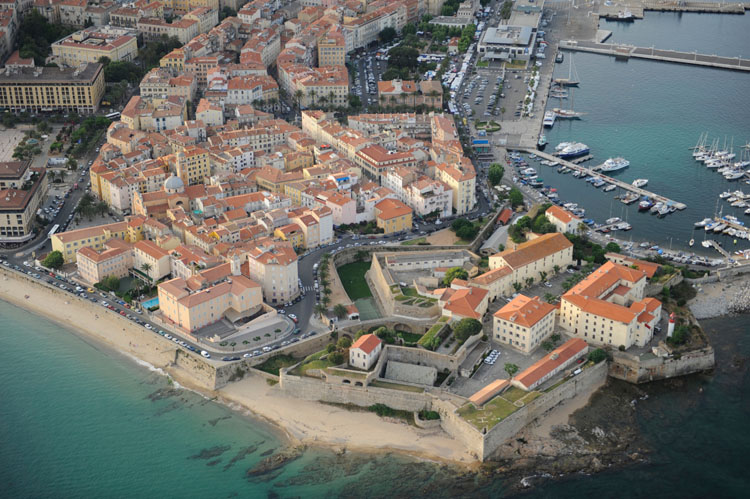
[174,146,210,186]
[133,239,171,282]
[560,261,662,349]
[493,294,556,354]
[489,233,574,289]
[158,267,263,333]
[545,205,582,234]
[0,163,47,243]
[139,67,197,103]
[52,221,130,263]
[434,161,476,215]
[317,26,346,66]
[241,239,299,305]
[76,239,133,285]
[51,26,138,67]
[0,63,104,114]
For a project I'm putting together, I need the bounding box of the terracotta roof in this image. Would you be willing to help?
[351,333,381,355]
[471,266,512,285]
[134,240,169,260]
[514,338,588,390]
[469,379,509,406]
[546,205,580,224]
[492,233,572,270]
[494,295,555,328]
[374,198,412,220]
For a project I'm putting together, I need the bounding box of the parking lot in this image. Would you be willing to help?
[351,52,388,109]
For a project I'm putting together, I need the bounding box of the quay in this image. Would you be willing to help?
[517,148,688,210]
[559,40,750,72]
[704,239,730,259]
[598,1,749,19]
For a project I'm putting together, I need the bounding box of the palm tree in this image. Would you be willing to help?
[512,282,522,292]
[578,222,588,234]
[308,89,317,108]
[553,265,561,274]
[388,95,397,109]
[328,91,336,108]
[293,89,304,111]
[322,295,331,306]
[427,89,440,109]
[539,271,547,282]
[333,303,348,319]
[319,94,328,109]
[323,287,332,296]
[525,277,534,287]
[95,201,108,216]
[140,263,152,281]
[314,303,326,318]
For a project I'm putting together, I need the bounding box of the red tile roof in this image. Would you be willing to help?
[351,333,381,355]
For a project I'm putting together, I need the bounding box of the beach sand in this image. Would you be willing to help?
[219,376,475,463]
[0,269,475,464]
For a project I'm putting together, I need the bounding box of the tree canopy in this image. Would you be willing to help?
[18,11,76,65]
[509,187,524,208]
[387,46,419,69]
[504,363,520,378]
[488,163,504,186]
[333,303,348,319]
[42,251,64,270]
[452,318,482,343]
[378,27,397,43]
[450,218,479,241]
[443,267,468,286]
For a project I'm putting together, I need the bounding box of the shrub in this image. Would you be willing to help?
[418,410,440,421]
[329,351,344,364]
[588,348,608,363]
[618,345,626,351]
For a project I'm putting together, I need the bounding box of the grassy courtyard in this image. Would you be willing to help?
[337,261,373,300]
[458,388,542,430]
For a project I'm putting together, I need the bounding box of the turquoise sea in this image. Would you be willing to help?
[543,13,750,253]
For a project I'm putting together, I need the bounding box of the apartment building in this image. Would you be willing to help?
[174,146,210,186]
[559,261,662,349]
[493,294,556,354]
[137,17,199,44]
[76,238,133,285]
[317,25,346,66]
[242,239,299,304]
[158,270,263,333]
[433,161,476,215]
[52,221,130,263]
[374,198,412,234]
[121,95,187,132]
[355,144,417,182]
[349,334,383,370]
[51,26,138,67]
[0,163,47,243]
[0,63,104,114]
[133,239,171,281]
[139,67,197,103]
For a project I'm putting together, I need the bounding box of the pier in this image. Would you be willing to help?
[517,148,688,210]
[704,240,730,259]
[598,1,749,19]
[559,40,750,72]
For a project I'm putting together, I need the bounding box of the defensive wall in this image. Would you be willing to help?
[609,346,715,383]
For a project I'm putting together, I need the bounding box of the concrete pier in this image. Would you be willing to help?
[560,40,750,72]
[517,148,688,210]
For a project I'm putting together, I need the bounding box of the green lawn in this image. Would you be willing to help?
[255,354,298,376]
[396,330,423,343]
[289,349,335,376]
[401,286,418,297]
[337,261,372,300]
[458,388,543,430]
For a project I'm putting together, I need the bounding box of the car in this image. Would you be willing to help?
[222,356,233,361]
[253,350,261,356]
[278,309,285,314]
[262,346,272,352]
[288,314,297,319]
[201,350,211,358]
[281,340,290,346]
[544,281,552,288]
[144,324,152,330]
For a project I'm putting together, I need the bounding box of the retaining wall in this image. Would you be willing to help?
[279,371,432,411]
[609,347,715,383]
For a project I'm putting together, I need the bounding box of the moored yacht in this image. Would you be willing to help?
[599,157,630,172]
[632,178,649,188]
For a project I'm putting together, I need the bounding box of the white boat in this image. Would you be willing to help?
[555,141,573,152]
[694,218,712,227]
[713,223,727,233]
[557,142,589,158]
[689,238,694,247]
[553,108,585,119]
[745,208,750,215]
[725,171,745,181]
[543,111,556,127]
[720,191,733,199]
[605,217,621,225]
[632,179,648,188]
[603,184,617,192]
[599,157,630,172]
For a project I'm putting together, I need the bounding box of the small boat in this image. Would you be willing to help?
[639,199,654,212]
[719,191,733,199]
[657,204,671,218]
[605,217,621,225]
[603,184,617,192]
[689,238,694,247]
[538,134,548,148]
[713,223,727,232]
[543,111,556,127]
[632,178,649,188]
[694,218,712,227]
[599,157,630,172]
[557,142,590,158]
[555,52,564,63]
[745,208,750,215]
[650,202,663,214]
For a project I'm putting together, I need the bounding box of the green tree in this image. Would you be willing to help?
[42,250,64,270]
[103,275,120,291]
[504,363,519,378]
[670,325,689,345]
[333,303,348,319]
[605,242,621,253]
[443,266,468,286]
[488,163,504,186]
[512,282,522,292]
[456,224,479,241]
[378,26,397,43]
[541,340,554,352]
[326,343,337,353]
[588,348,608,363]
[402,23,417,36]
[329,351,344,365]
[314,303,326,317]
[452,318,482,343]
[509,187,524,208]
[543,293,556,304]
[219,6,236,20]
[387,46,419,69]
[337,336,352,349]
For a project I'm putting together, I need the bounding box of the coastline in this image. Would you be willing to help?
[0,269,477,465]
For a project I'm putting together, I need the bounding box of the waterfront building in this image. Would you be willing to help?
[52,221,130,263]
[133,239,171,282]
[76,238,133,285]
[489,232,574,284]
[512,338,589,391]
[560,261,662,349]
[241,238,299,304]
[493,294,556,354]
[545,205,582,234]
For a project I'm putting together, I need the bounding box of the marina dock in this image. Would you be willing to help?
[704,240,730,259]
[598,1,749,19]
[559,40,750,72]
[518,148,688,210]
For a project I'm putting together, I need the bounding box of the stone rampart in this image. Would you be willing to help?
[609,346,715,383]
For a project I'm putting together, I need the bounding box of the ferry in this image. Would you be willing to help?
[543,111,556,127]
[599,157,630,172]
[632,178,649,188]
[557,142,590,158]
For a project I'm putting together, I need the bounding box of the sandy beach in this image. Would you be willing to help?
[0,269,476,464]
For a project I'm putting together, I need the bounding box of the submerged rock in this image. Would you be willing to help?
[189,445,231,460]
[246,446,304,477]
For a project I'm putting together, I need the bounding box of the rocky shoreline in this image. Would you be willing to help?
[688,275,750,319]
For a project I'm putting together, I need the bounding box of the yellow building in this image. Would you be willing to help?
[76,239,133,285]
[51,221,130,263]
[51,27,138,67]
[434,161,476,215]
[0,63,105,114]
[493,294,556,354]
[174,146,210,186]
[317,28,346,67]
[160,0,219,15]
[274,223,304,248]
[374,198,412,234]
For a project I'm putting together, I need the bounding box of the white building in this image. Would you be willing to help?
[349,334,382,370]
[493,294,556,354]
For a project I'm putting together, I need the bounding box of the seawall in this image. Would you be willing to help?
[609,347,715,383]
